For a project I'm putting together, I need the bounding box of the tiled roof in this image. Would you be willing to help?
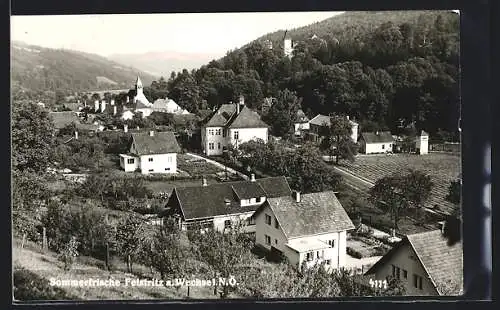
[169,176,292,220]
[407,230,463,295]
[228,106,269,129]
[130,131,181,156]
[365,230,463,295]
[264,191,355,238]
[309,114,358,127]
[360,131,394,143]
[205,104,236,127]
[49,112,80,129]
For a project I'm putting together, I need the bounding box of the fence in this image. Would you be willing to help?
[429,143,461,153]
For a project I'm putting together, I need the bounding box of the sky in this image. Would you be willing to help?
[11,12,343,58]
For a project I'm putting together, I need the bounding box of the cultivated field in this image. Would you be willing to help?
[339,153,461,215]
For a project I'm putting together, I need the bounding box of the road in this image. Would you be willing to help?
[332,166,374,193]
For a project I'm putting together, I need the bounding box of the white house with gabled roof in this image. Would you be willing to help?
[252,191,355,270]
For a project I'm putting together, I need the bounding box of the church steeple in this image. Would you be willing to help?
[136,76,143,90]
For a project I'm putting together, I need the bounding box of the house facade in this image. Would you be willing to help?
[359,131,394,154]
[252,191,355,270]
[308,114,359,143]
[201,96,269,156]
[364,230,463,296]
[119,131,181,174]
[294,109,310,136]
[165,176,292,233]
[415,130,429,155]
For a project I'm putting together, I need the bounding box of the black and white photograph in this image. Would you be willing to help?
[11,10,463,301]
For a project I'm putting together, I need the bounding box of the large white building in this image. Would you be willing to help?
[308,114,359,143]
[252,191,355,270]
[119,131,181,174]
[201,96,269,156]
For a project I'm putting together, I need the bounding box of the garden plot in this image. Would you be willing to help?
[340,153,460,215]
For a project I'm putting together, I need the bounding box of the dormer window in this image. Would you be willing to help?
[224,198,231,205]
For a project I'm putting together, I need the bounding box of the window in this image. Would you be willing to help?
[247,217,255,225]
[216,129,221,135]
[392,265,401,279]
[265,214,272,225]
[306,252,314,261]
[317,251,321,259]
[389,143,392,148]
[217,142,221,149]
[265,235,271,245]
[165,168,170,171]
[325,259,331,265]
[148,157,153,162]
[209,129,214,135]
[328,240,335,247]
[234,131,239,140]
[209,143,214,150]
[403,269,408,279]
[256,197,261,203]
[148,169,154,172]
[274,219,279,229]
[274,239,278,245]
[382,144,385,149]
[413,274,423,290]
[224,220,231,229]
[127,158,135,164]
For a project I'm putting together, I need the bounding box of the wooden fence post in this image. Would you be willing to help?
[105,242,110,271]
[21,233,26,249]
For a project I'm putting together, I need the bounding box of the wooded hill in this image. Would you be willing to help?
[11,41,157,95]
[155,10,459,141]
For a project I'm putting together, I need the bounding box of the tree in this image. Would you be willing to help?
[116,214,147,273]
[263,88,301,138]
[444,179,462,245]
[12,101,55,173]
[369,169,433,231]
[320,115,355,164]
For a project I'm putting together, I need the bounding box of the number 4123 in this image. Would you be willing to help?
[369,279,388,289]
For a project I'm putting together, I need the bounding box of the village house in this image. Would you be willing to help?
[359,131,394,154]
[364,229,463,296]
[294,109,310,136]
[49,111,101,133]
[165,175,292,233]
[152,97,191,115]
[308,114,359,143]
[201,96,269,156]
[119,131,181,174]
[252,191,355,270]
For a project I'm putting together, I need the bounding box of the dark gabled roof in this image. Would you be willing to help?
[130,131,181,156]
[205,104,236,127]
[135,100,153,109]
[169,176,292,220]
[259,191,355,238]
[62,102,82,112]
[49,112,80,129]
[228,106,269,129]
[365,230,463,295]
[253,176,292,198]
[360,131,394,144]
[231,182,266,199]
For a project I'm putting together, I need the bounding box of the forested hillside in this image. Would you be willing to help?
[11,41,157,102]
[156,10,459,140]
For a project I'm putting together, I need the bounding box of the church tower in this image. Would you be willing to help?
[135,76,144,96]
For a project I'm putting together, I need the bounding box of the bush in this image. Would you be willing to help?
[13,268,75,300]
[346,247,363,259]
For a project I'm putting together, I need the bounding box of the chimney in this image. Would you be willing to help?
[124,124,128,133]
[149,131,154,137]
[113,106,117,116]
[202,177,208,187]
[251,173,255,182]
[111,99,115,106]
[236,101,240,114]
[74,131,79,140]
[239,95,245,106]
[294,191,301,203]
